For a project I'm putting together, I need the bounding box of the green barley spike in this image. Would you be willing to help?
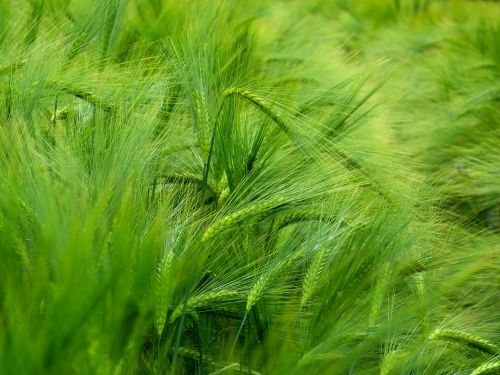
[429,329,498,355]
[224,87,290,136]
[170,290,241,322]
[154,250,174,337]
[471,361,500,375]
[202,197,286,242]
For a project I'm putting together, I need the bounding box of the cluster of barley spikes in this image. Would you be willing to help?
[0,0,498,374]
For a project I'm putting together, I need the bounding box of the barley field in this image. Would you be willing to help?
[0,0,499,374]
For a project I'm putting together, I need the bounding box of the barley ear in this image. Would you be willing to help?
[301,247,329,308]
[216,173,229,206]
[223,88,290,137]
[153,250,174,337]
[412,272,429,331]
[218,187,230,206]
[275,210,340,231]
[369,262,390,327]
[246,251,301,312]
[170,290,241,322]
[46,81,113,112]
[202,197,286,242]
[380,350,407,375]
[429,329,498,355]
[471,361,500,375]
[0,60,26,77]
[194,90,211,160]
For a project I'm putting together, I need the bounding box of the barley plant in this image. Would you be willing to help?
[0,0,499,374]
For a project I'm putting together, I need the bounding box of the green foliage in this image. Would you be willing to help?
[0,0,498,374]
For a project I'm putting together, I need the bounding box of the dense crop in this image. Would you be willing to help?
[0,0,498,374]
